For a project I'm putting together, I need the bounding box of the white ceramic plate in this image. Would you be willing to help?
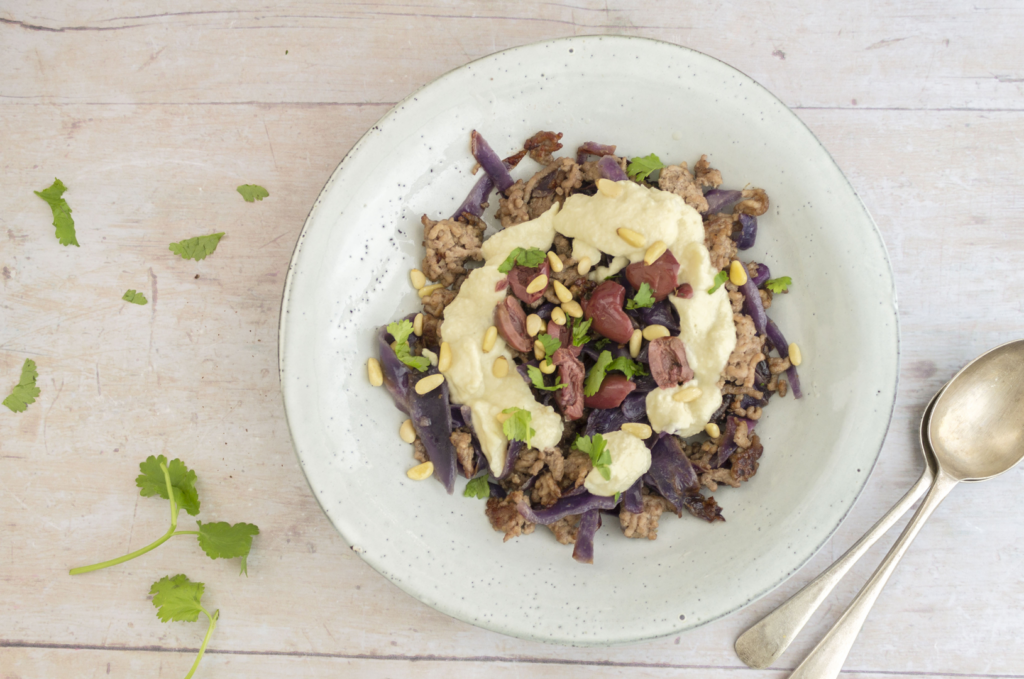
[279,36,899,645]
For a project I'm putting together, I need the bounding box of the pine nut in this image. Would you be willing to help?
[410,269,426,290]
[621,422,653,439]
[526,274,548,295]
[418,283,443,298]
[642,324,670,341]
[547,251,564,273]
[597,178,623,197]
[367,358,384,386]
[644,241,668,265]
[729,260,748,286]
[705,422,721,439]
[526,314,544,337]
[562,300,583,318]
[438,342,452,372]
[616,227,646,248]
[496,412,512,423]
[789,343,803,366]
[492,356,509,378]
[629,329,643,358]
[674,386,702,403]
[534,339,546,360]
[421,348,438,367]
[482,326,498,352]
[552,280,573,303]
[577,256,592,276]
[399,419,417,444]
[413,313,424,337]
[414,373,445,395]
[551,307,567,326]
[407,461,434,481]
[539,359,556,374]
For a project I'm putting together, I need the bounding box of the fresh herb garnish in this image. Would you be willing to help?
[626,154,665,182]
[584,350,647,397]
[464,476,491,499]
[69,455,259,576]
[3,359,40,413]
[571,317,593,346]
[387,319,430,372]
[169,233,225,261]
[765,276,792,293]
[536,333,562,358]
[34,178,78,246]
[122,289,148,305]
[236,184,269,202]
[150,574,219,679]
[501,407,535,447]
[626,282,655,309]
[574,434,612,481]
[497,247,547,274]
[708,270,728,294]
[614,492,621,504]
[594,337,611,349]
[527,365,566,391]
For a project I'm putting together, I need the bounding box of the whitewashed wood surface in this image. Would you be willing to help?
[2,2,1023,678]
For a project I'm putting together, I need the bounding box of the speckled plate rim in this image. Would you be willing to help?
[278,35,901,645]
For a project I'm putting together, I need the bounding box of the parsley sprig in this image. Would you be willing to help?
[387,319,430,372]
[526,364,566,391]
[574,434,612,481]
[501,407,535,447]
[707,270,728,294]
[571,317,593,346]
[765,276,792,293]
[169,233,225,261]
[536,333,562,358]
[236,184,269,202]
[34,178,78,247]
[626,282,655,309]
[497,247,547,274]
[3,359,40,413]
[464,476,491,499]
[150,574,219,679]
[583,350,647,397]
[626,154,665,182]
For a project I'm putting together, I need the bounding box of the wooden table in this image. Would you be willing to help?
[3,3,1023,678]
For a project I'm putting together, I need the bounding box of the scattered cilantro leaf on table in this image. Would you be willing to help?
[196,521,261,575]
[526,365,565,392]
[584,351,647,397]
[765,276,792,293]
[464,476,490,499]
[169,233,225,261]
[122,289,148,305]
[387,319,430,372]
[34,178,78,247]
[3,359,40,413]
[536,333,562,358]
[626,282,655,309]
[497,247,546,274]
[707,270,728,294]
[626,154,665,182]
[136,454,201,516]
[150,574,219,679]
[571,318,592,346]
[501,407,535,447]
[574,434,612,481]
[236,184,269,202]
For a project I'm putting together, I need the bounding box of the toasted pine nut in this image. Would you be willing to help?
[547,251,564,273]
[534,339,546,360]
[539,359,556,374]
[421,348,438,367]
[597,178,623,197]
[552,280,573,303]
[729,260,748,286]
[526,314,544,337]
[622,422,653,439]
[642,324,670,341]
[367,358,384,386]
[496,412,512,423]
[482,326,498,352]
[789,343,803,366]
[492,356,509,378]
[399,419,417,444]
[407,461,434,480]
[526,274,549,295]
[644,241,668,265]
[414,373,445,395]
[418,283,443,298]
[410,269,427,290]
[616,227,646,248]
[577,256,592,276]
[674,386,702,403]
[413,313,424,337]
[438,342,452,372]
[551,307,567,326]
[705,422,721,439]
[629,329,643,358]
[562,300,583,318]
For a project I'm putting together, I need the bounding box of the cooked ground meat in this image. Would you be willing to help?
[727,288,744,314]
[724,313,766,388]
[769,356,792,374]
[735,188,769,216]
[531,471,562,506]
[496,180,530,228]
[693,154,723,189]
[451,429,476,477]
[620,493,675,540]
[734,420,752,449]
[546,514,581,545]
[704,212,738,271]
[777,378,789,397]
[553,233,573,258]
[524,130,564,165]
[561,449,593,489]
[730,435,763,482]
[421,286,457,318]
[701,468,741,491]
[722,384,764,399]
[421,215,485,287]
[413,438,428,463]
[683,492,725,523]
[485,490,536,542]
[420,313,442,347]
[658,163,709,213]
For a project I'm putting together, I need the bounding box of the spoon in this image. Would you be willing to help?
[734,389,941,669]
[788,339,1024,679]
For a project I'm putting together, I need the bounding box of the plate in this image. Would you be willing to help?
[279,35,899,645]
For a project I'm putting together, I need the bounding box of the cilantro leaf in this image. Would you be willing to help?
[584,351,614,397]
[122,289,148,305]
[151,574,207,623]
[614,492,621,504]
[527,365,566,391]
[594,337,611,349]
[387,319,430,372]
[501,407,535,447]
[34,178,78,247]
[497,247,547,274]
[169,233,225,261]
[607,355,647,380]
[626,154,665,182]
[626,282,655,309]
[707,270,728,294]
[571,318,593,347]
[197,521,260,575]
[464,476,490,499]
[536,333,562,358]
[3,359,40,413]
[765,276,792,293]
[137,455,201,516]
[236,184,269,202]
[574,434,612,480]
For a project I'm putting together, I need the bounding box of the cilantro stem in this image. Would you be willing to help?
[184,608,219,679]
[162,461,179,531]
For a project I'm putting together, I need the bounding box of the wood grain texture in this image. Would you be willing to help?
[2,2,1023,678]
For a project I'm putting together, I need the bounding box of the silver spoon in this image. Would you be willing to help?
[734,389,942,668]
[788,339,1024,679]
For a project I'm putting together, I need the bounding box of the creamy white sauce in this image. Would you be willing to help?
[583,431,652,496]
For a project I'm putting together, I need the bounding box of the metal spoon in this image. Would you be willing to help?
[788,339,1024,679]
[734,389,942,669]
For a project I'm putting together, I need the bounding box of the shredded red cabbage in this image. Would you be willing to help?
[572,509,601,564]
[622,478,644,514]
[470,130,514,194]
[735,213,757,250]
[451,173,494,221]
[709,416,758,468]
[751,262,771,287]
[765,317,804,399]
[644,433,699,514]
[499,439,525,480]
[703,189,742,214]
[516,490,618,525]
[739,269,768,335]
[597,155,628,182]
[377,326,413,415]
[576,141,617,164]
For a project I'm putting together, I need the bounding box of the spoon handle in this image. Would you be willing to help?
[787,468,959,679]
[734,467,934,669]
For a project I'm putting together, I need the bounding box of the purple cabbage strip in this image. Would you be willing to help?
[645,433,699,514]
[627,299,680,335]
[377,326,413,415]
[631,373,658,394]
[535,302,555,321]
[450,404,467,429]
[470,130,514,194]
[499,439,525,480]
[709,416,758,468]
[451,172,494,221]
[703,189,742,214]
[572,510,602,564]
[620,391,648,420]
[408,367,457,494]
[516,491,618,525]
[739,269,768,335]
[597,155,628,182]
[735,213,758,250]
[751,262,771,287]
[576,141,617,164]
[488,481,507,499]
[584,396,647,437]
[765,318,804,399]
[622,478,644,514]
[787,365,804,399]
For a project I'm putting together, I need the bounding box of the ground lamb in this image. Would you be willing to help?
[421,215,486,287]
